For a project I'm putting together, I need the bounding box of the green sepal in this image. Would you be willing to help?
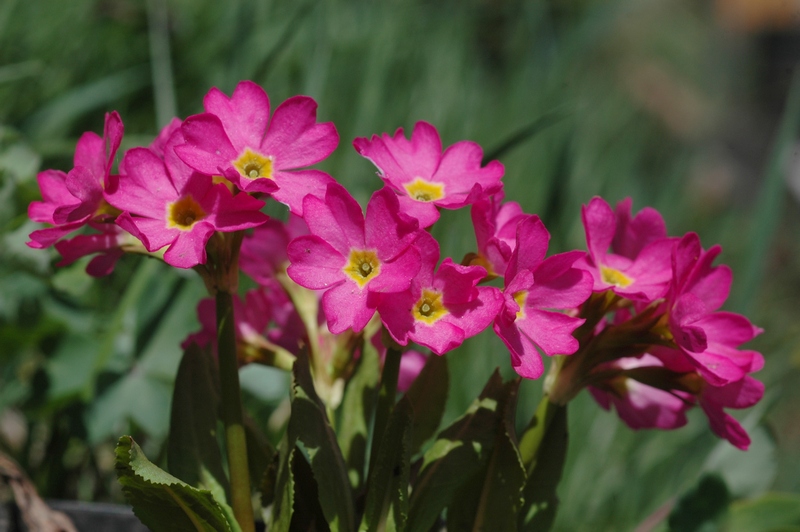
[360,396,414,532]
[404,353,448,455]
[167,343,229,497]
[337,336,381,490]
[115,435,241,532]
[406,370,515,532]
[519,402,568,531]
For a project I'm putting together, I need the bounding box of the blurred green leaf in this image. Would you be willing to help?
[115,435,241,532]
[668,474,730,532]
[337,336,381,490]
[726,493,800,532]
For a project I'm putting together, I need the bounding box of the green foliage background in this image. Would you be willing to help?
[1,0,799,529]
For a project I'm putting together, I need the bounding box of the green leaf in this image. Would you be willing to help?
[447,378,524,531]
[726,492,800,532]
[268,436,295,532]
[406,370,513,532]
[405,353,448,454]
[337,336,381,490]
[667,474,730,532]
[115,435,241,532]
[167,344,229,497]
[519,402,568,532]
[360,396,413,532]
[276,351,355,531]
[291,447,331,532]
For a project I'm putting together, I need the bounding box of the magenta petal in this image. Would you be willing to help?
[72,131,105,180]
[377,290,417,346]
[704,376,764,410]
[111,148,176,216]
[494,317,544,379]
[516,309,582,357]
[368,245,421,293]
[410,319,465,355]
[582,197,615,265]
[699,399,751,450]
[271,169,334,216]
[207,184,268,231]
[303,183,365,254]
[366,187,420,260]
[163,222,215,268]
[262,95,339,169]
[117,214,176,253]
[178,114,238,174]
[204,81,270,149]
[395,195,440,228]
[507,215,549,280]
[437,259,484,306]
[86,248,124,277]
[27,222,84,249]
[29,170,74,223]
[612,198,667,259]
[287,235,347,290]
[447,286,503,338]
[322,281,375,334]
[528,251,592,309]
[697,312,761,346]
[55,166,103,223]
[434,140,503,193]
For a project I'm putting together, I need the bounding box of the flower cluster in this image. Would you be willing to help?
[28,81,764,449]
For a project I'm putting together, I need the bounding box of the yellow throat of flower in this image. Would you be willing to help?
[233,148,274,180]
[344,249,381,288]
[167,194,207,230]
[403,177,445,202]
[413,289,447,324]
[600,265,634,288]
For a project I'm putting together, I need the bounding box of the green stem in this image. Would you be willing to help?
[216,291,255,532]
[368,346,402,476]
[518,394,559,476]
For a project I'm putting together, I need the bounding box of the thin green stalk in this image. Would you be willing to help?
[518,394,558,475]
[367,346,402,476]
[216,290,254,532]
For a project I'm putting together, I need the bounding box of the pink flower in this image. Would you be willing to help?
[176,81,338,214]
[666,233,764,386]
[53,224,134,277]
[468,193,526,278]
[240,214,309,284]
[576,197,674,302]
[28,112,124,249]
[493,215,593,379]
[698,375,763,450]
[378,232,503,355]
[589,355,691,430]
[287,184,421,334]
[353,121,504,228]
[107,129,268,268]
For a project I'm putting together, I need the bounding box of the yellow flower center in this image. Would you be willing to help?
[167,195,207,230]
[403,177,445,202]
[513,290,528,319]
[600,265,634,288]
[233,148,274,180]
[344,249,381,287]
[94,199,122,220]
[413,289,448,324]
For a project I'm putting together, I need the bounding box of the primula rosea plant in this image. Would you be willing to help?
[27,80,764,531]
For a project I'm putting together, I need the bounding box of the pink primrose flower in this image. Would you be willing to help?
[667,233,764,386]
[698,375,763,450]
[493,215,593,379]
[353,121,504,228]
[107,129,268,269]
[286,183,421,334]
[469,193,526,278]
[240,214,309,284]
[28,112,124,249]
[378,232,503,355]
[53,224,134,277]
[576,197,674,302]
[589,354,691,430]
[176,81,338,214]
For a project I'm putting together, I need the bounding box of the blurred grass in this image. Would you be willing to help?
[1,0,799,529]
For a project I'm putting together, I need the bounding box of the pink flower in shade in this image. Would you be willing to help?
[107,130,269,269]
[353,121,504,228]
[28,112,124,249]
[698,375,764,450]
[576,197,675,302]
[176,81,338,215]
[589,354,692,431]
[53,224,136,277]
[378,232,503,355]
[666,233,764,386]
[286,183,422,334]
[468,192,526,278]
[493,216,593,379]
[240,214,309,284]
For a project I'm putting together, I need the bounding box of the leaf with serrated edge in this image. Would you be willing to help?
[115,435,241,532]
